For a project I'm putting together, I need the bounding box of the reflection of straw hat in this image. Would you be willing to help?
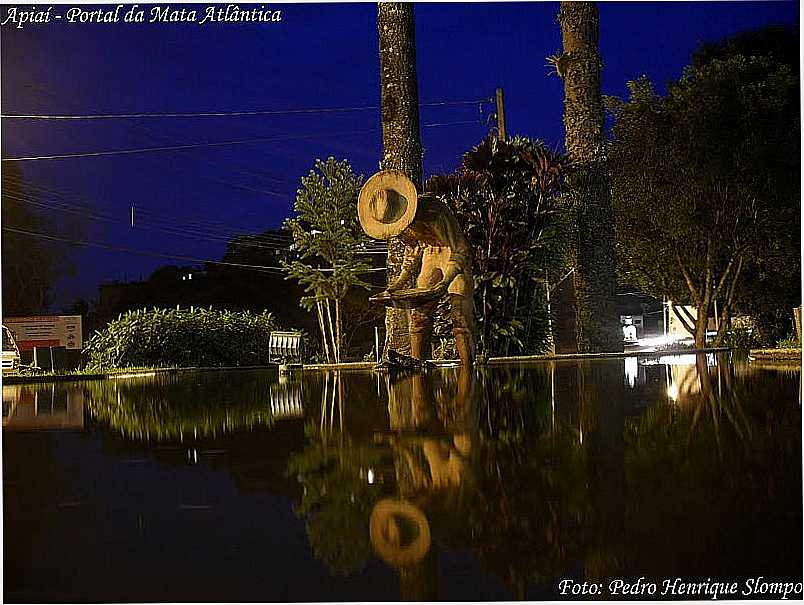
[358,171,418,239]
[369,498,431,567]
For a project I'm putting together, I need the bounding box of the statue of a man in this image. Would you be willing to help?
[358,170,475,365]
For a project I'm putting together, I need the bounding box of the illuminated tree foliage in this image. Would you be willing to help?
[607,45,799,347]
[426,134,572,356]
[282,157,371,363]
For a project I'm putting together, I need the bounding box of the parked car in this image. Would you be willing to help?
[2,325,21,376]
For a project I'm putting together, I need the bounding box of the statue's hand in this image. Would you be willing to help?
[387,280,403,293]
[425,279,449,298]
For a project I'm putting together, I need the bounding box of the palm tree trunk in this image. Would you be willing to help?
[558,2,621,353]
[377,2,423,358]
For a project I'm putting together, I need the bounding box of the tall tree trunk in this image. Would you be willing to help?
[694,305,709,349]
[316,300,332,363]
[325,298,338,364]
[335,298,343,363]
[377,2,423,358]
[558,2,621,353]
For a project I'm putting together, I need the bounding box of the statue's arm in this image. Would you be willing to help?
[388,243,423,291]
[441,215,471,286]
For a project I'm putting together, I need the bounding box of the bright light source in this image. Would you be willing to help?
[636,334,687,349]
[667,383,679,401]
[367,469,375,484]
[658,355,698,366]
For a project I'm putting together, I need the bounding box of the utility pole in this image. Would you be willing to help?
[495,87,507,141]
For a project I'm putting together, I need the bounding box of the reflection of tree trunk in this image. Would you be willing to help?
[692,354,720,453]
[583,360,626,580]
[377,2,423,358]
[558,2,620,353]
[399,550,438,601]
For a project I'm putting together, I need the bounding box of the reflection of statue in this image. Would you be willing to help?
[358,170,476,365]
[369,366,478,599]
[371,367,476,567]
[369,498,431,567]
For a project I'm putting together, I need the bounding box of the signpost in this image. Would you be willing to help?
[3,316,83,351]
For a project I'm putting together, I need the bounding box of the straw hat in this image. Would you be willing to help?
[357,170,418,239]
[369,498,431,566]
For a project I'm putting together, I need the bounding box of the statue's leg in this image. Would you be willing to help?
[409,302,435,361]
[450,294,475,366]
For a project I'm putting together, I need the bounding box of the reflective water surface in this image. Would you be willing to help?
[3,354,801,602]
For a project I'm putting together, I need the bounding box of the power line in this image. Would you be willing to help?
[3,193,297,251]
[1,120,481,162]
[3,226,286,273]
[7,190,385,249]
[10,194,387,255]
[1,99,488,121]
[4,226,387,273]
[4,185,261,237]
[4,185,387,251]
[6,175,291,238]
[2,128,374,162]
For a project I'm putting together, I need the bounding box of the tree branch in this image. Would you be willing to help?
[712,255,736,301]
[713,256,744,346]
[672,304,696,337]
[677,304,697,326]
[676,251,701,306]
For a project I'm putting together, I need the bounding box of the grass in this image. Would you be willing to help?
[16,365,169,378]
[775,335,801,350]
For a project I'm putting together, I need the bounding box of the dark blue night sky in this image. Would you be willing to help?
[1,1,798,309]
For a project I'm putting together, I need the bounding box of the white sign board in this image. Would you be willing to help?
[3,316,83,350]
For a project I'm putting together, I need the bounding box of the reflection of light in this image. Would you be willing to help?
[637,332,720,351]
[367,469,375,484]
[111,372,156,379]
[624,356,638,388]
[636,334,687,349]
[656,354,718,367]
[658,355,698,366]
[667,383,679,401]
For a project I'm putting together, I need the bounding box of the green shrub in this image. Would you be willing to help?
[84,307,279,370]
[720,327,760,351]
[776,334,801,350]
